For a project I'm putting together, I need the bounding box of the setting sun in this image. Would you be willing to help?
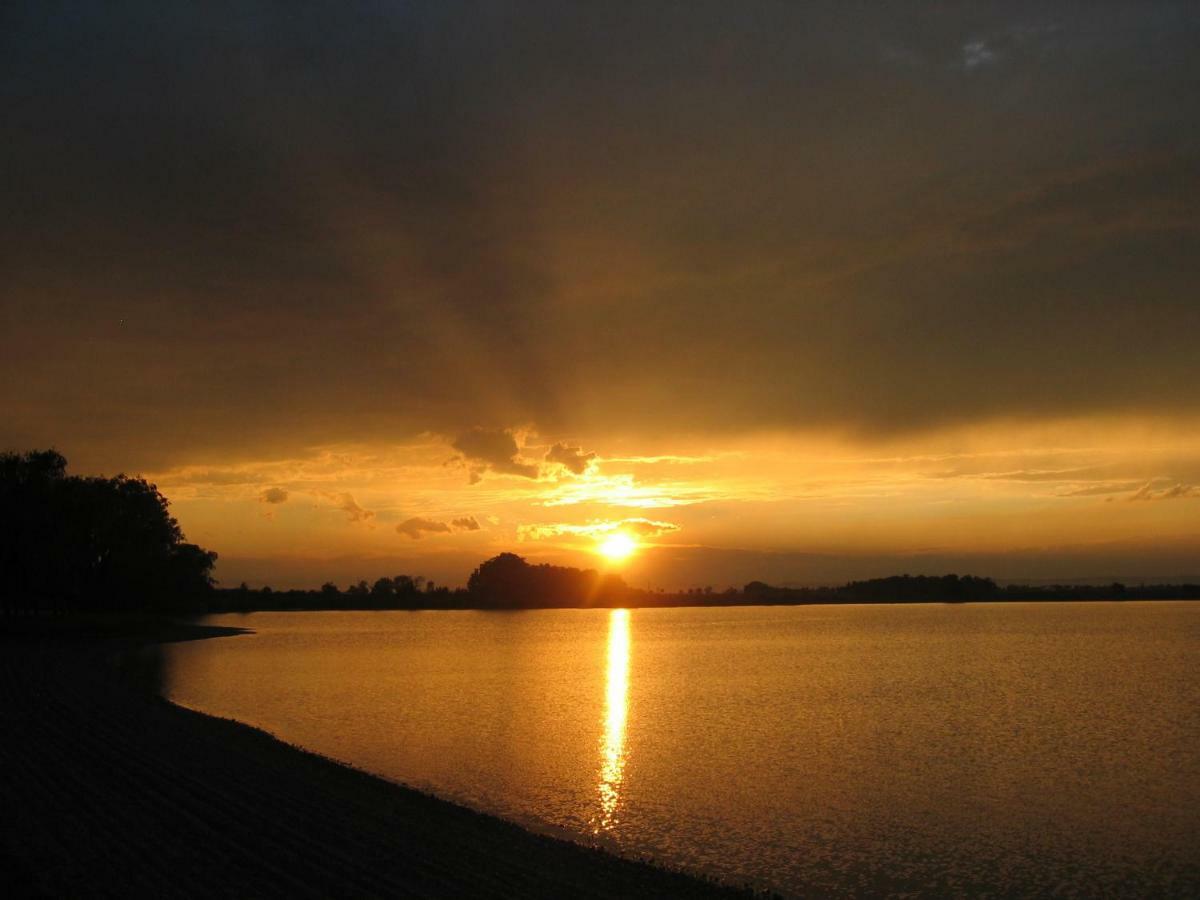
[597,532,638,562]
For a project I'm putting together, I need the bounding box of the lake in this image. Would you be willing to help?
[163,603,1200,896]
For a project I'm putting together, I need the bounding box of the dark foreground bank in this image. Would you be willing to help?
[0,619,752,899]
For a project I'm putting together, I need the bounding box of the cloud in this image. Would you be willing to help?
[603,454,720,465]
[937,467,1110,482]
[397,515,482,538]
[397,517,453,539]
[518,517,681,541]
[880,43,924,68]
[961,40,997,69]
[960,155,1200,248]
[189,470,267,486]
[452,427,540,481]
[1129,482,1200,502]
[539,472,726,508]
[956,23,1064,72]
[258,487,289,504]
[1055,482,1143,498]
[5,3,1200,468]
[323,492,374,522]
[544,442,597,475]
[621,518,682,537]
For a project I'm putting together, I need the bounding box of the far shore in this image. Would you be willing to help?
[196,567,1200,615]
[198,594,1200,615]
[0,616,754,899]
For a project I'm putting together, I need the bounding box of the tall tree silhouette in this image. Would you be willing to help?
[1,449,217,614]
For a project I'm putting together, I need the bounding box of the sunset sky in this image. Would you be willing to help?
[3,2,1199,588]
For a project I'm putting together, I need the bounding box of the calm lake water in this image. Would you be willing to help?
[163,603,1200,896]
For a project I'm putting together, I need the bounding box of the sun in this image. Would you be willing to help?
[597,531,638,563]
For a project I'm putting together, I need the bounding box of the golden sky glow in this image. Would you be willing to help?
[3,4,1198,588]
[130,414,1200,589]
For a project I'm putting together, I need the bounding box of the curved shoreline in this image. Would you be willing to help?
[0,618,755,898]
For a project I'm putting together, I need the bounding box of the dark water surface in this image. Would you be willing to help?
[163,603,1200,896]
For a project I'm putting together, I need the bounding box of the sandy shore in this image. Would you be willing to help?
[0,619,752,898]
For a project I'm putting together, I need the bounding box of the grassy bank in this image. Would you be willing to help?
[0,618,751,898]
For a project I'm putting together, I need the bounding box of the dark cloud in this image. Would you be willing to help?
[324,492,373,522]
[452,428,539,482]
[544,443,597,476]
[396,517,453,540]
[3,2,1200,468]
[171,470,264,487]
[933,459,1200,500]
[397,515,480,538]
[258,487,289,504]
[960,156,1200,248]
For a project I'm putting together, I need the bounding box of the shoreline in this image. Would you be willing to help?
[0,617,754,899]
[192,600,1195,619]
[168,595,1200,618]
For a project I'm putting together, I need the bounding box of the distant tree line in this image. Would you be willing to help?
[1,450,217,614]
[214,574,466,613]
[997,581,1200,600]
[209,553,630,612]
[208,559,1200,613]
[742,574,1002,604]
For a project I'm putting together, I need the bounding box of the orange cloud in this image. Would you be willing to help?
[518,517,680,542]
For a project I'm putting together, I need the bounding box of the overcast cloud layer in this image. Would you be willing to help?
[3,1,1199,470]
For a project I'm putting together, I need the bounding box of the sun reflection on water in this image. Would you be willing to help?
[595,608,630,832]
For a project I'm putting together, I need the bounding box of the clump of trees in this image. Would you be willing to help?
[466,553,630,608]
[1,449,217,614]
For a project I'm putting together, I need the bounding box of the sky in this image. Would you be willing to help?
[3,2,1199,588]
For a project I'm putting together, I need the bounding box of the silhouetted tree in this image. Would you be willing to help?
[1,449,217,613]
[742,581,772,601]
[466,553,629,608]
[345,580,370,606]
[370,577,397,607]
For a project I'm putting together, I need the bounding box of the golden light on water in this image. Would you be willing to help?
[597,532,638,563]
[596,608,630,832]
